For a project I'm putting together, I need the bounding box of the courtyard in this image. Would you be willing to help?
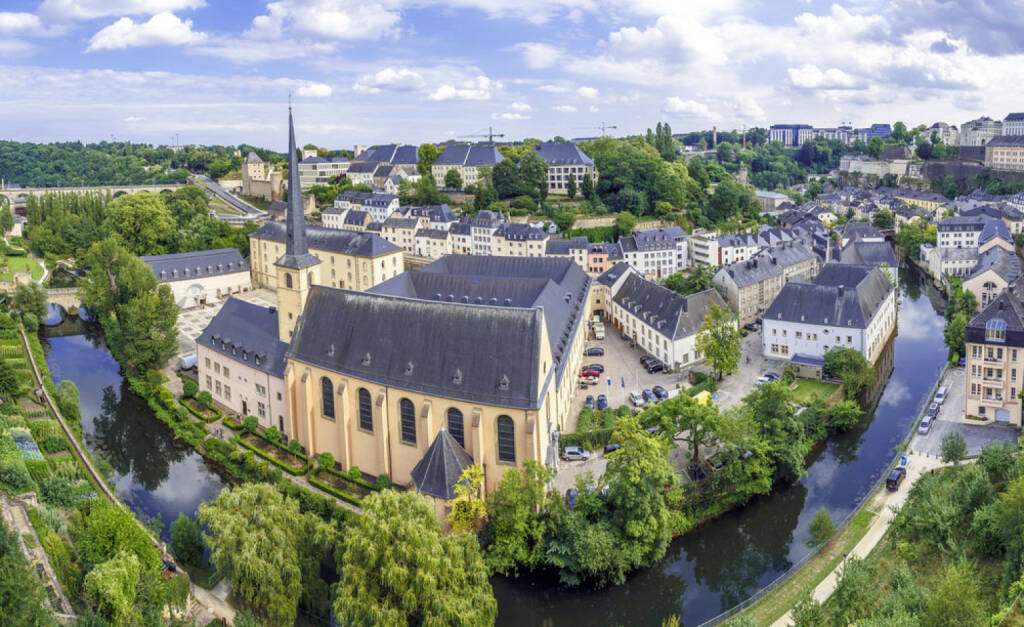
[173,287,277,358]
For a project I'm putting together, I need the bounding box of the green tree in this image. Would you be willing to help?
[743,382,809,481]
[716,142,735,163]
[823,347,875,399]
[940,432,967,465]
[663,266,714,296]
[0,517,56,626]
[867,137,884,159]
[484,460,556,574]
[807,507,836,547]
[199,483,336,627]
[647,395,719,462]
[335,490,496,626]
[103,192,175,255]
[923,559,986,626]
[614,212,637,237]
[14,281,47,319]
[831,558,878,625]
[943,312,967,360]
[55,380,80,422]
[696,304,742,380]
[417,143,442,176]
[580,172,595,201]
[687,157,710,189]
[871,209,894,229]
[891,121,909,144]
[0,201,13,235]
[491,159,521,199]
[566,172,578,199]
[181,378,198,398]
[444,168,463,190]
[518,152,549,201]
[828,399,864,431]
[169,513,204,566]
[0,359,20,398]
[83,550,143,625]
[978,440,1016,486]
[77,500,162,570]
[448,464,487,534]
[317,451,334,470]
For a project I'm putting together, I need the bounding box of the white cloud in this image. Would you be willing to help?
[493,112,530,120]
[245,0,400,41]
[86,12,206,51]
[508,101,532,111]
[353,67,425,93]
[38,0,205,21]
[552,105,577,112]
[429,75,497,101]
[296,82,332,98]
[662,97,711,116]
[577,85,599,99]
[0,12,44,34]
[513,42,562,69]
[123,115,145,121]
[537,84,570,93]
[0,39,35,56]
[787,64,860,89]
[588,105,599,113]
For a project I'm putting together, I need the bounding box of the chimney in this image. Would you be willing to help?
[753,259,758,268]
[838,285,845,297]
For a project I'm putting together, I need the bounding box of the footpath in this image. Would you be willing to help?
[771,452,950,626]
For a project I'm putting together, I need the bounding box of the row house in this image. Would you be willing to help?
[492,223,547,258]
[619,226,688,279]
[712,242,820,326]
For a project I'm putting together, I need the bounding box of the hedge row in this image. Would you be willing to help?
[234,435,311,476]
[181,399,222,424]
[309,471,363,507]
[559,426,616,452]
[223,414,243,430]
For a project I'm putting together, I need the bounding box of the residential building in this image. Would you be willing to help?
[713,242,819,325]
[607,267,731,371]
[1005,113,1024,137]
[545,236,590,270]
[469,210,504,255]
[491,223,547,258]
[985,135,1024,172]
[928,122,960,145]
[769,124,813,147]
[762,263,897,365]
[353,144,419,167]
[755,190,789,212]
[430,144,505,187]
[619,226,688,279]
[141,248,251,309]
[960,203,1024,236]
[586,242,622,275]
[414,228,454,259]
[839,222,885,247]
[249,221,404,291]
[297,156,350,189]
[197,298,289,432]
[964,288,1024,426]
[868,123,892,140]
[937,215,987,248]
[331,191,399,223]
[450,222,473,254]
[691,227,804,266]
[346,162,378,187]
[964,247,1022,311]
[286,255,592,497]
[892,190,948,217]
[381,216,422,252]
[397,204,459,231]
[961,116,1003,146]
[532,142,599,195]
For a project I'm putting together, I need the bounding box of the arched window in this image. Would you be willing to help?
[285,273,293,288]
[496,415,515,464]
[321,377,334,419]
[400,399,416,444]
[447,408,464,448]
[358,388,373,432]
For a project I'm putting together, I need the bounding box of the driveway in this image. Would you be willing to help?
[909,367,1020,457]
[712,327,786,410]
[554,454,609,493]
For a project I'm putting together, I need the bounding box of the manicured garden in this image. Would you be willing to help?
[790,378,841,405]
[0,256,44,282]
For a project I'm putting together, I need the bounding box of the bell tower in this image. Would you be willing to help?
[274,107,321,342]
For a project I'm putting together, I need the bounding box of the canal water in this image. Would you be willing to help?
[492,265,948,626]
[40,319,225,541]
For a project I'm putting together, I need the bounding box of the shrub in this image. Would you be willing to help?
[0,461,34,492]
[157,387,175,409]
[39,474,77,507]
[560,427,616,452]
[376,474,391,490]
[288,440,302,454]
[807,507,836,547]
[22,312,39,332]
[0,313,15,329]
[318,452,334,471]
[182,379,198,398]
[348,465,361,481]
[25,458,52,482]
[264,425,281,443]
[169,513,204,566]
[197,390,213,408]
[242,415,258,434]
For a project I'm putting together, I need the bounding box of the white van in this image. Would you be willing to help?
[934,386,947,405]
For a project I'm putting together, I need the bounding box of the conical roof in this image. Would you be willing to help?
[274,107,320,270]
[410,428,474,500]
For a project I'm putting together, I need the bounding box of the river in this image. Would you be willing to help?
[491,265,948,626]
[36,265,946,625]
[40,319,225,541]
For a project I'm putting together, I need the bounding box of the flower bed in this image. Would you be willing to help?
[309,467,375,506]
[180,397,222,423]
[223,414,243,430]
[236,432,310,475]
[10,427,43,461]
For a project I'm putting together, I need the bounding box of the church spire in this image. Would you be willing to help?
[275,107,319,270]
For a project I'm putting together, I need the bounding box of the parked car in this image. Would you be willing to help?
[934,386,947,405]
[641,355,655,366]
[585,347,605,356]
[596,394,608,410]
[743,323,759,332]
[886,467,907,491]
[584,395,595,408]
[918,415,934,435]
[566,488,578,510]
[579,376,598,385]
[927,402,939,418]
[594,328,605,340]
[562,446,590,461]
[756,375,770,385]
[764,372,780,381]
[580,367,601,376]
[630,391,646,407]
[643,389,657,403]
[652,385,669,400]
[647,361,665,373]
[603,443,622,455]
[587,364,605,373]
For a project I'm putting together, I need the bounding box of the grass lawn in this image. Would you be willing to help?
[740,506,876,625]
[0,256,43,282]
[791,379,840,405]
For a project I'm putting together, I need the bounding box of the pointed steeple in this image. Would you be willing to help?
[275,107,319,270]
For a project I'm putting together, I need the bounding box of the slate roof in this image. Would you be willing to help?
[415,228,450,240]
[383,217,421,230]
[450,222,472,235]
[401,204,457,223]
[344,210,369,225]
[612,275,728,340]
[588,242,623,260]
[466,145,504,166]
[495,223,546,241]
[142,248,248,282]
[988,135,1024,147]
[545,236,589,255]
[961,204,1024,222]
[244,151,262,163]
[764,263,893,329]
[470,210,504,228]
[532,142,594,166]
[393,145,419,165]
[966,288,1024,346]
[969,247,1022,283]
[938,215,986,232]
[347,162,378,174]
[841,222,883,241]
[289,256,590,409]
[839,241,898,269]
[716,242,816,288]
[433,144,470,166]
[410,428,474,500]
[197,298,288,378]
[1005,113,1024,121]
[597,261,632,287]
[980,218,1013,245]
[373,165,392,178]
[251,221,401,258]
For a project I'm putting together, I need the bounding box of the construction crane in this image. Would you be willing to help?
[459,126,505,143]
[573,122,618,137]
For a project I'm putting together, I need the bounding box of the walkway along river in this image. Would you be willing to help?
[491,265,949,626]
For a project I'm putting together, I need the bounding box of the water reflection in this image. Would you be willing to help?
[43,303,66,326]
[493,265,948,626]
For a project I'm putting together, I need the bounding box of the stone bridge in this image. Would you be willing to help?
[46,288,83,310]
[0,184,187,207]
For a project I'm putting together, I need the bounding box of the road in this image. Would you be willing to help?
[192,175,268,219]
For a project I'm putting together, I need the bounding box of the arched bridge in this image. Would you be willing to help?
[0,184,187,206]
[46,288,83,310]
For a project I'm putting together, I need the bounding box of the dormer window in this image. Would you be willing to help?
[987,318,1007,343]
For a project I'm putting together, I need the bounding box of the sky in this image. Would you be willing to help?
[1,0,1023,151]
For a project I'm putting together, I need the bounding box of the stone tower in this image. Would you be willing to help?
[274,108,321,342]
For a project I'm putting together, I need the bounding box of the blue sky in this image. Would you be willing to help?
[1,0,1022,150]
